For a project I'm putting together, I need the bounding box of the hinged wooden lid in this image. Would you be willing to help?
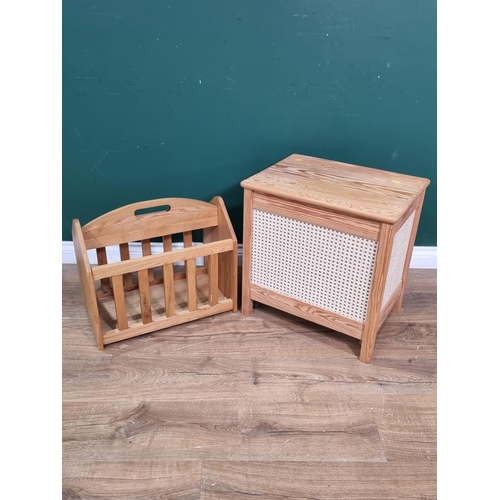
[240,154,430,224]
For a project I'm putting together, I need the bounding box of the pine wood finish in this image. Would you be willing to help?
[241,154,429,223]
[62,265,437,499]
[241,154,430,363]
[72,197,238,350]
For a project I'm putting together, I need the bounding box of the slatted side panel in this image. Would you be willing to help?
[251,210,378,323]
[92,235,235,341]
[381,211,416,310]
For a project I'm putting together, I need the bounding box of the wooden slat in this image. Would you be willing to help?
[111,275,128,331]
[119,243,133,288]
[92,239,234,280]
[208,254,219,306]
[182,230,197,312]
[162,234,173,253]
[183,231,193,248]
[163,263,176,318]
[96,247,111,293]
[162,235,175,318]
[137,269,152,324]
[186,259,197,312]
[141,239,154,282]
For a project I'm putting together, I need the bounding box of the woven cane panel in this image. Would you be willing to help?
[251,210,378,323]
[381,210,416,309]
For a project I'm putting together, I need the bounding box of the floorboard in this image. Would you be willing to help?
[62,265,437,499]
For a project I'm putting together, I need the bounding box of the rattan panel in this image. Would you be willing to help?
[381,211,415,309]
[251,210,378,323]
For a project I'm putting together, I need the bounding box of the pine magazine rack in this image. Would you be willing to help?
[72,197,238,350]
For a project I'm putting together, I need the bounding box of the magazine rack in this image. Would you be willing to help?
[72,197,238,350]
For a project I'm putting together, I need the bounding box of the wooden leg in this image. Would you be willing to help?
[359,223,395,363]
[359,325,377,364]
[392,296,404,314]
[241,189,253,316]
[241,290,253,316]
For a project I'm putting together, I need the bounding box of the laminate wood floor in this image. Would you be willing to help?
[62,265,437,500]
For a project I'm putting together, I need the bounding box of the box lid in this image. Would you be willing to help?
[240,154,430,224]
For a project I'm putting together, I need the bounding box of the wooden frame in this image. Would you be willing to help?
[72,197,238,350]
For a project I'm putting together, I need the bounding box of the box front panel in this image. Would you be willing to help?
[251,209,378,323]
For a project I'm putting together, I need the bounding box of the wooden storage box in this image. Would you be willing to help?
[72,197,238,350]
[241,154,430,363]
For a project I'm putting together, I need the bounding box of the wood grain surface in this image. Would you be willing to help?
[62,265,436,499]
[240,154,430,224]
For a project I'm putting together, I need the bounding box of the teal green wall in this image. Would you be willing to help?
[63,0,436,245]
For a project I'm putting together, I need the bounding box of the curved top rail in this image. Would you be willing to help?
[79,198,218,249]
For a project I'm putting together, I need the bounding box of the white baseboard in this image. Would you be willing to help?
[408,246,437,269]
[62,241,436,269]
